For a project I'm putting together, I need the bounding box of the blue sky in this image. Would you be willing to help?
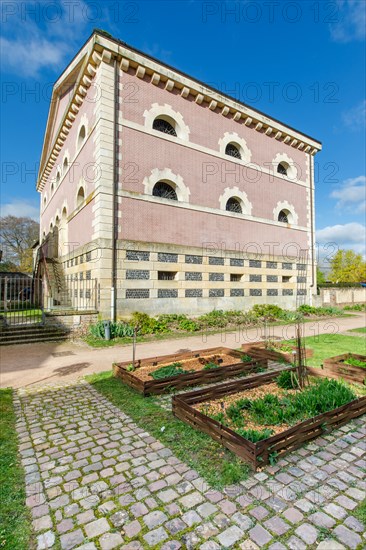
[1,0,365,266]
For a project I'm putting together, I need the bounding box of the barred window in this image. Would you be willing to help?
[153,117,177,136]
[225,143,242,159]
[226,197,242,213]
[152,181,178,201]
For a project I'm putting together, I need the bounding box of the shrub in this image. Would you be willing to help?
[150,363,187,380]
[277,370,299,390]
[241,354,253,363]
[179,318,200,332]
[130,312,170,334]
[344,304,366,311]
[198,310,227,327]
[251,304,285,320]
[297,305,343,317]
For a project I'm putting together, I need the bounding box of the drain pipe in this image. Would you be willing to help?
[111,55,119,322]
[309,153,315,306]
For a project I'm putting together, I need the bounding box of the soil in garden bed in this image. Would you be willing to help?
[194,382,296,436]
[129,352,245,381]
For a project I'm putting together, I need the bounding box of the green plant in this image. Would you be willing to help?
[131,312,170,334]
[126,363,135,372]
[236,427,274,442]
[277,370,299,389]
[149,362,188,380]
[251,304,284,320]
[198,310,227,328]
[268,451,279,465]
[203,362,220,370]
[179,318,200,332]
[344,304,366,311]
[89,320,134,339]
[226,398,253,424]
[241,354,253,363]
[343,355,366,369]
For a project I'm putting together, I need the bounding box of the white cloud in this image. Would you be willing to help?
[0,0,97,77]
[342,100,366,131]
[330,175,366,213]
[330,0,366,43]
[1,199,39,220]
[316,222,366,258]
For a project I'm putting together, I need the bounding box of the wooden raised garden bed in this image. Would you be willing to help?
[242,341,313,363]
[113,346,268,396]
[308,353,366,385]
[172,368,366,469]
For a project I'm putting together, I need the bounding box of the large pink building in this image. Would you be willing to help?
[36,30,322,318]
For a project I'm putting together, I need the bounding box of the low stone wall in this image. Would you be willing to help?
[45,311,98,335]
[316,287,366,307]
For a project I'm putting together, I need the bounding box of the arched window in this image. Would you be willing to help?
[77,187,85,207]
[153,117,177,137]
[56,170,61,186]
[225,143,242,160]
[152,181,178,200]
[226,197,242,213]
[43,196,47,208]
[278,209,289,223]
[55,216,60,227]
[277,162,288,176]
[62,206,67,220]
[78,125,86,149]
[63,157,69,173]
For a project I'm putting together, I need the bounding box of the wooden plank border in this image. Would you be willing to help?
[307,353,366,386]
[113,346,270,396]
[172,367,366,469]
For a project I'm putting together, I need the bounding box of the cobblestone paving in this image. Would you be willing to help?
[15,381,366,549]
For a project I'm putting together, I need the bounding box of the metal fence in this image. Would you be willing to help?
[0,275,98,327]
[44,275,98,311]
[0,276,44,326]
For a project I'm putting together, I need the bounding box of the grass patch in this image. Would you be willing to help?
[0,389,34,549]
[349,327,366,334]
[285,334,366,368]
[354,498,366,526]
[87,371,250,488]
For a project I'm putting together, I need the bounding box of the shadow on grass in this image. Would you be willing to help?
[87,371,250,489]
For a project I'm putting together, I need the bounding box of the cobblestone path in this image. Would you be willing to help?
[15,381,365,549]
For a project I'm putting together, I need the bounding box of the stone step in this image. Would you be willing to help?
[0,334,70,346]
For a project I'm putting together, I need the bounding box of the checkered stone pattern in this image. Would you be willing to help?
[15,381,366,550]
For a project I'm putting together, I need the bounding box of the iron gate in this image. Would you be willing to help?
[0,276,44,326]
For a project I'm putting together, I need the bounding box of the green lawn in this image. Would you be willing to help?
[0,389,34,549]
[285,334,366,367]
[349,327,366,334]
[87,371,250,488]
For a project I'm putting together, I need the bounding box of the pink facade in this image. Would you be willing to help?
[37,31,321,316]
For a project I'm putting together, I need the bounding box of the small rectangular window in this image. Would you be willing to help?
[282,276,292,283]
[158,271,177,281]
[230,274,242,282]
